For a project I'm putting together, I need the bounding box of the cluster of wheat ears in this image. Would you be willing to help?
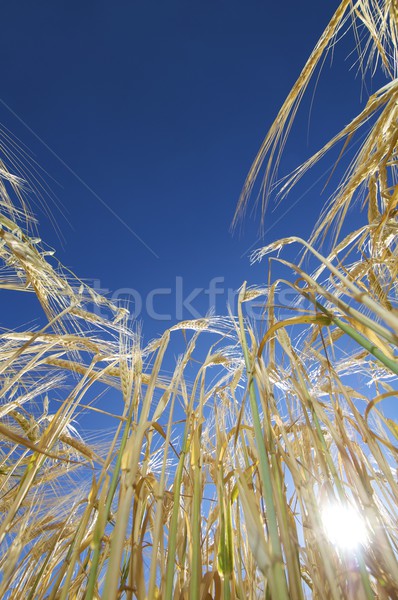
[0,1,397,598]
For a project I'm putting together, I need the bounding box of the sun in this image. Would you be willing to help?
[321,502,368,552]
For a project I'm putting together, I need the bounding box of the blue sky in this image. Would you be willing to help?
[0,1,384,344]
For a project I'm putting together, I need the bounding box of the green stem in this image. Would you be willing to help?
[310,296,398,376]
[238,283,290,600]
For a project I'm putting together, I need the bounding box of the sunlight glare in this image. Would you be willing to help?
[321,502,367,551]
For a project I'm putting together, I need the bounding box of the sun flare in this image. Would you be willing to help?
[321,502,368,552]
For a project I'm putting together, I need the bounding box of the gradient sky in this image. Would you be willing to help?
[0,1,385,346]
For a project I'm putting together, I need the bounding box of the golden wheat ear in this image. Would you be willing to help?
[233,1,398,242]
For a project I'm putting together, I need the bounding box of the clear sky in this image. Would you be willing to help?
[0,1,384,344]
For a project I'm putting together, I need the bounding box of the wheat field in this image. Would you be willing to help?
[0,1,397,598]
